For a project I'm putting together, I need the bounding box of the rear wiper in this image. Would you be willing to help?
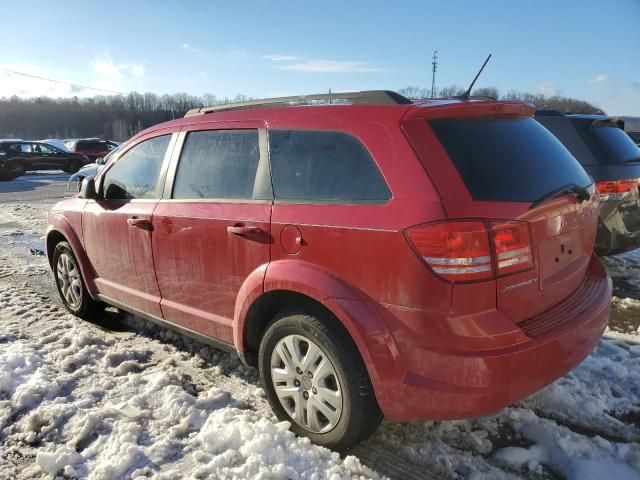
[530,184,591,209]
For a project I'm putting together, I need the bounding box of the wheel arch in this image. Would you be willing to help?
[234,260,399,397]
[46,221,97,292]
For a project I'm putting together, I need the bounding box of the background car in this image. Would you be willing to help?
[40,138,72,151]
[67,147,118,192]
[0,140,90,180]
[64,138,119,161]
[622,116,640,147]
[536,111,640,255]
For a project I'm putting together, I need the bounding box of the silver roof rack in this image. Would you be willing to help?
[184,90,412,117]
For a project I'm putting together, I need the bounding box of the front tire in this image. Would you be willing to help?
[259,311,382,450]
[53,241,102,318]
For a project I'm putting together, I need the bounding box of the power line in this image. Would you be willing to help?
[0,67,127,95]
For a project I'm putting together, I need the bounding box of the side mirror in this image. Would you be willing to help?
[79,176,98,200]
[96,157,105,165]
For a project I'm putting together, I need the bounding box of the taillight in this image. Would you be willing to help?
[490,221,534,276]
[596,179,639,199]
[406,220,533,283]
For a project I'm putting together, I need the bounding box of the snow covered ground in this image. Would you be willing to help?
[0,173,639,480]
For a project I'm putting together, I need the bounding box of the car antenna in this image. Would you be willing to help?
[457,53,492,100]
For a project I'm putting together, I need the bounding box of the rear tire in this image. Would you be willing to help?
[53,241,103,318]
[259,310,382,450]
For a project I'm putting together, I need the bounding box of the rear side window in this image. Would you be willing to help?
[80,141,103,152]
[269,130,390,203]
[430,117,592,202]
[593,126,640,165]
[173,130,262,200]
[102,135,170,200]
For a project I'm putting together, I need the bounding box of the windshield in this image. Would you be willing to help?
[430,116,592,202]
[593,126,640,164]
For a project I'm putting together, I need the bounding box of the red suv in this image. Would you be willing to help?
[46,91,611,450]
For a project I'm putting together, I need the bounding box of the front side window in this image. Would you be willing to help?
[268,130,390,203]
[173,129,261,200]
[102,135,170,200]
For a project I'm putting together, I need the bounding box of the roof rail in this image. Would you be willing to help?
[184,90,412,117]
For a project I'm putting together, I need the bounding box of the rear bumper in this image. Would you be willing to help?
[367,255,611,422]
[595,199,640,256]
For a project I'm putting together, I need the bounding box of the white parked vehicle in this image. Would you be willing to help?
[67,147,118,191]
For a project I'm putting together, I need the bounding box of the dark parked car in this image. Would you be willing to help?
[46,91,611,449]
[0,140,90,180]
[536,111,640,255]
[622,116,640,147]
[65,138,119,161]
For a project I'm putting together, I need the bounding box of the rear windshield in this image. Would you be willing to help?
[593,126,640,164]
[429,117,592,202]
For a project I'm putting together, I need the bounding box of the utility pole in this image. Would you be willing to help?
[431,50,438,99]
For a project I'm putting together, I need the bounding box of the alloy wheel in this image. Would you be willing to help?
[56,253,82,309]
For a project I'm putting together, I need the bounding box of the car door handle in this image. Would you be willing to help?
[127,218,154,231]
[227,225,262,236]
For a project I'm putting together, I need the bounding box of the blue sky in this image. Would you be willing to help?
[1,0,639,114]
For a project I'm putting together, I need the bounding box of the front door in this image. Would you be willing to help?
[82,133,175,317]
[153,126,272,343]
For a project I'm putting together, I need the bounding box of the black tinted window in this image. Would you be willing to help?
[430,117,592,202]
[593,126,640,164]
[269,130,390,203]
[80,141,104,152]
[173,130,262,200]
[103,135,170,200]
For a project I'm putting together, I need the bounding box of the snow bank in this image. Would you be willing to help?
[0,295,378,479]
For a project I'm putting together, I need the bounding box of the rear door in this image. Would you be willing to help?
[404,107,598,322]
[152,123,272,343]
[83,132,176,316]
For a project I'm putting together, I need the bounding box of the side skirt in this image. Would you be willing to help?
[95,293,239,357]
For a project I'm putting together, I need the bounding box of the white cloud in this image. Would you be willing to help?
[182,42,204,54]
[590,74,611,85]
[92,53,125,80]
[262,54,303,62]
[199,71,207,78]
[92,53,145,80]
[263,54,380,73]
[536,81,558,97]
[275,59,380,73]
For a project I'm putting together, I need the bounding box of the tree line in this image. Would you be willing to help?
[0,93,249,142]
[0,87,602,142]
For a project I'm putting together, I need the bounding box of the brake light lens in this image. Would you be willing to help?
[490,221,534,276]
[595,179,639,198]
[406,220,533,283]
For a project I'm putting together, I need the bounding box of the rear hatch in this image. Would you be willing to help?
[403,102,598,322]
